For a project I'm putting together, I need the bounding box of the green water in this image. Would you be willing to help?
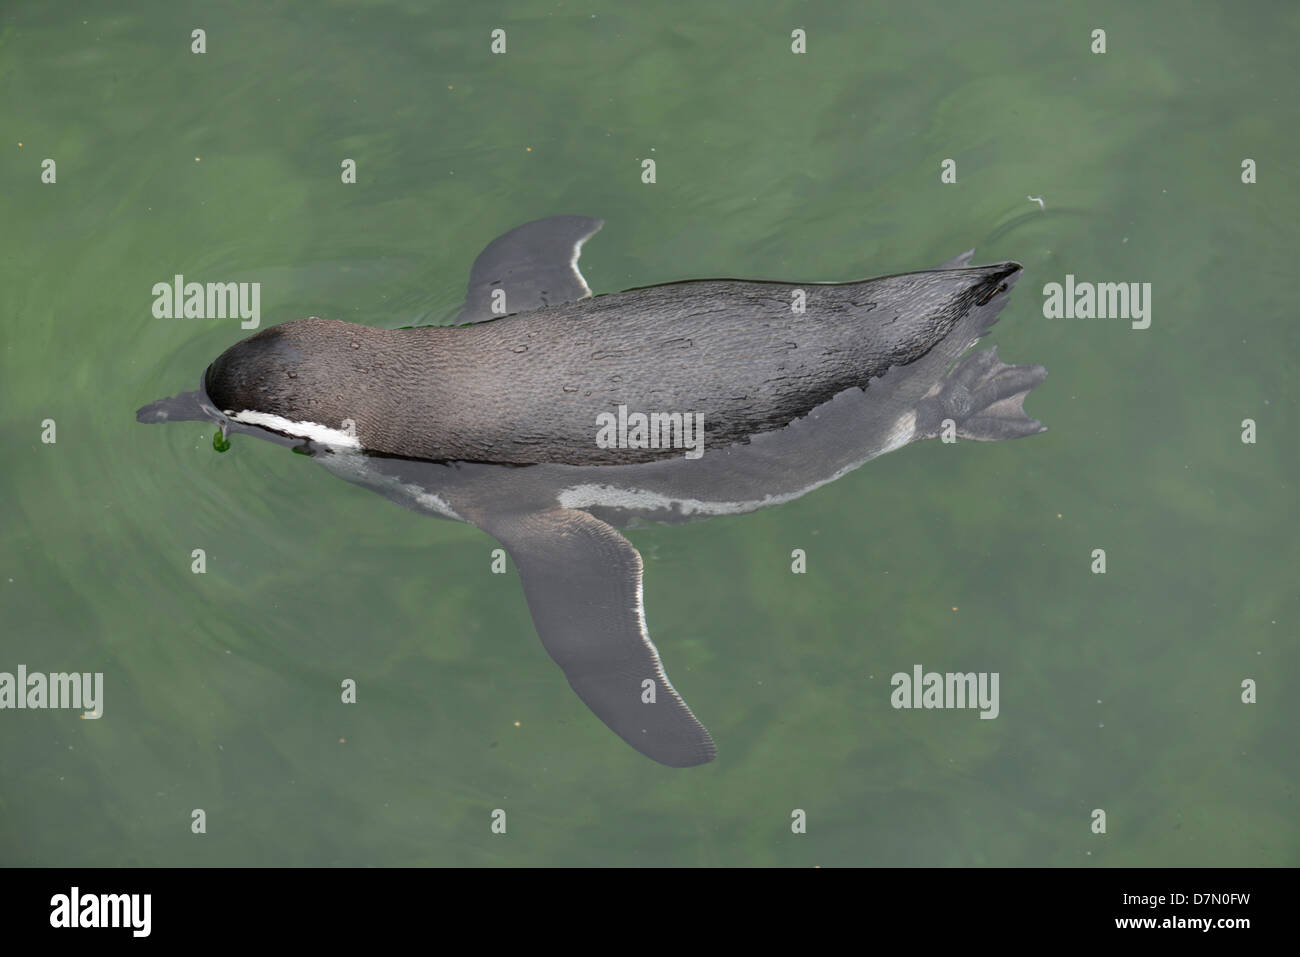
[2,0,1296,867]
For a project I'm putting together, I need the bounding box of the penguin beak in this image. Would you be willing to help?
[136,390,207,424]
[137,376,233,438]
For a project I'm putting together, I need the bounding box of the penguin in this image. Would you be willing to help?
[138,215,1048,768]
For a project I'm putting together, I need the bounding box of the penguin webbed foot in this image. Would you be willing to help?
[919,347,1048,441]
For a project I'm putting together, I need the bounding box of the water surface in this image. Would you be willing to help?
[1,0,1296,866]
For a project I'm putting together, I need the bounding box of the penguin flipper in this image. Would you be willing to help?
[476,507,716,767]
[455,215,604,323]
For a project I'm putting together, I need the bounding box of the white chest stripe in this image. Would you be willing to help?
[228,410,361,449]
[558,411,917,517]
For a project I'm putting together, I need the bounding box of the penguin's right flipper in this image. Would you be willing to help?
[454,216,604,323]
[475,507,717,767]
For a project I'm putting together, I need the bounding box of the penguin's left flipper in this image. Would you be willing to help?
[455,215,604,323]
[476,507,717,768]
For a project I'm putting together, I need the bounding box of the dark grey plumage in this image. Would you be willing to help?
[203,265,1021,465]
[139,215,1049,768]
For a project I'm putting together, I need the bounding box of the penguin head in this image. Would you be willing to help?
[201,318,363,448]
[204,324,304,416]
